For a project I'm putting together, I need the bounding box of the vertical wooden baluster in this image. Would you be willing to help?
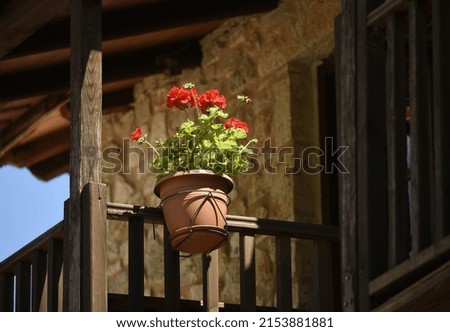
[386,13,409,266]
[31,250,47,311]
[47,238,63,312]
[432,0,450,240]
[239,233,256,311]
[276,235,292,311]
[0,273,14,311]
[128,216,144,311]
[202,251,219,312]
[409,0,432,253]
[164,226,180,311]
[15,262,31,312]
[313,240,334,311]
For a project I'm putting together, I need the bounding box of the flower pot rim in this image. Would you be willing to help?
[154,169,234,197]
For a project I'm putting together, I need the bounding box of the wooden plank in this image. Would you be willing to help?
[0,0,69,58]
[81,182,107,312]
[335,2,358,311]
[367,0,407,27]
[409,0,432,253]
[164,227,180,311]
[373,260,450,311]
[276,236,292,311]
[47,239,63,312]
[15,261,31,312]
[239,233,256,311]
[386,13,409,266]
[313,240,334,311]
[128,217,145,311]
[432,0,450,241]
[64,0,102,312]
[0,273,14,311]
[202,251,219,312]
[370,233,450,298]
[31,250,47,311]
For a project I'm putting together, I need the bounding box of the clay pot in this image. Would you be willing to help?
[154,170,233,253]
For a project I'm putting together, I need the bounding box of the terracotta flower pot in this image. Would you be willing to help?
[154,170,234,253]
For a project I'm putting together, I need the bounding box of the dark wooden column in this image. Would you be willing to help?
[63,0,102,312]
[335,0,358,312]
[432,0,450,240]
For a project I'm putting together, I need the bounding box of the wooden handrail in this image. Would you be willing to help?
[0,221,63,273]
[106,202,339,241]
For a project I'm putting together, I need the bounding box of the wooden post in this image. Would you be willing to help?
[335,1,358,311]
[81,182,107,311]
[64,0,102,311]
[202,251,219,312]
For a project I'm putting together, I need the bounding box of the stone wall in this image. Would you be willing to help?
[102,0,341,309]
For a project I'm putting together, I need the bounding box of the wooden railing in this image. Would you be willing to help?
[0,195,339,312]
[107,203,340,312]
[0,222,63,311]
[336,0,450,311]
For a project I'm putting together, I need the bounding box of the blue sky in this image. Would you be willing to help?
[0,165,69,262]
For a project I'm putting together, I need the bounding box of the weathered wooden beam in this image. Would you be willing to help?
[5,0,279,59]
[29,150,69,181]
[81,182,107,312]
[0,41,201,103]
[5,126,69,168]
[0,94,68,159]
[0,0,69,59]
[64,0,102,312]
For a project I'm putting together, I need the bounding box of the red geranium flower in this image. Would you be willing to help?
[130,128,142,141]
[224,118,249,133]
[166,86,198,110]
[196,89,227,114]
